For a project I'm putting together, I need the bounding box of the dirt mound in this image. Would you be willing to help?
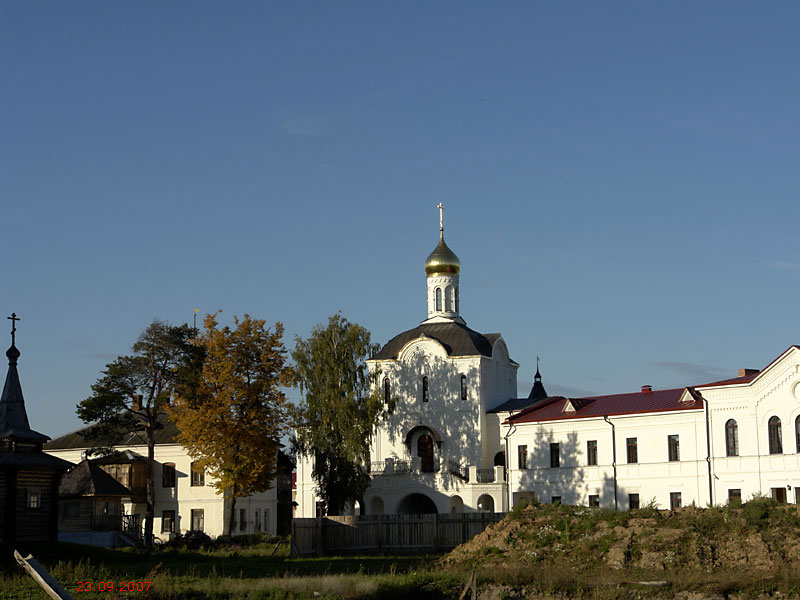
[444,500,800,578]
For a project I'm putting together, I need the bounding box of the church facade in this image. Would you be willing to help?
[296,209,518,516]
[295,209,800,518]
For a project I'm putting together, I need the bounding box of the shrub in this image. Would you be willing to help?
[742,495,776,526]
[164,530,214,550]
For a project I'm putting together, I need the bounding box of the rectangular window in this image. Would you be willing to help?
[668,435,680,462]
[629,493,640,510]
[626,438,638,464]
[64,501,79,518]
[191,509,204,532]
[161,510,175,533]
[27,491,41,509]
[191,462,205,486]
[550,443,560,468]
[255,509,261,532]
[517,445,528,470]
[728,489,742,504]
[460,375,467,401]
[670,492,682,510]
[162,463,176,488]
[587,440,597,466]
[239,508,247,531]
[264,509,269,532]
[771,488,787,503]
[588,494,600,508]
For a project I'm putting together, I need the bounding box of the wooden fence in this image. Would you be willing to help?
[292,513,505,556]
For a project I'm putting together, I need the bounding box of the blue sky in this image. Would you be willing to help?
[2,2,799,438]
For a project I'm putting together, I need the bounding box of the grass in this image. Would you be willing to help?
[0,541,451,600]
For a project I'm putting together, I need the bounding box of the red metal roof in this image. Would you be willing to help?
[696,374,758,388]
[697,345,799,389]
[507,387,701,424]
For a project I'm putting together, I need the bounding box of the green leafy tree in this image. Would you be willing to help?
[77,321,197,546]
[170,312,292,535]
[292,313,391,515]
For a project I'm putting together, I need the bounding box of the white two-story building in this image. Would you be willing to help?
[501,346,800,510]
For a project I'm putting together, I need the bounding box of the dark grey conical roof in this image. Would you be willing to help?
[0,343,50,443]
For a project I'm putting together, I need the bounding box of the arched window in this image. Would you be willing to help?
[460,374,467,401]
[384,377,390,404]
[422,376,429,402]
[795,415,800,453]
[455,287,459,313]
[725,419,739,457]
[445,286,453,312]
[768,416,783,455]
[435,288,442,311]
[418,434,434,472]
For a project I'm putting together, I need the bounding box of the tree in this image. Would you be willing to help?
[77,321,197,547]
[170,312,292,535]
[291,313,391,516]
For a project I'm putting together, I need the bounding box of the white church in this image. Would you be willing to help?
[295,208,800,517]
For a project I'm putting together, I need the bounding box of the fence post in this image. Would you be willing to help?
[432,513,438,553]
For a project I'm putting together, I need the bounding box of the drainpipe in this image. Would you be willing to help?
[504,421,516,511]
[700,391,714,506]
[603,415,618,510]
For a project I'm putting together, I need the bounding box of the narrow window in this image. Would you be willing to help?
[626,438,638,464]
[255,509,261,532]
[191,508,204,531]
[27,491,41,509]
[668,435,680,462]
[769,416,783,454]
[161,510,175,533]
[191,462,205,486]
[588,495,600,508]
[670,492,682,509]
[422,376,429,402]
[455,287,459,313]
[445,286,453,312]
[771,488,787,503]
[550,443,560,468]
[435,288,442,311]
[162,463,176,488]
[518,445,528,470]
[264,509,269,532]
[587,440,597,466]
[628,493,640,510]
[384,377,390,404]
[728,489,742,504]
[418,434,434,473]
[795,415,800,453]
[725,419,739,457]
[239,508,247,531]
[460,375,467,401]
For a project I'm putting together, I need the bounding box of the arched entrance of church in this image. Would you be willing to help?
[397,493,438,514]
[418,434,434,473]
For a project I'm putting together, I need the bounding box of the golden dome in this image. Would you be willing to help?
[425,233,461,276]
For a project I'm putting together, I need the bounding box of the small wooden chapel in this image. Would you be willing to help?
[0,313,71,545]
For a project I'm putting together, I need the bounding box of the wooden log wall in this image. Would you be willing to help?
[292,513,505,556]
[15,469,59,542]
